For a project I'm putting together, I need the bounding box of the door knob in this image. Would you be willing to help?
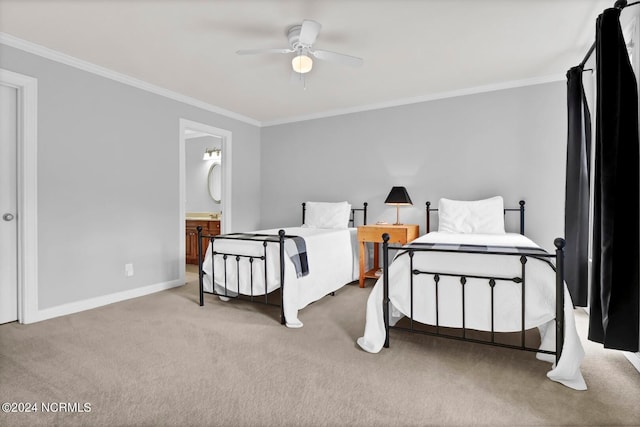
[3,213,15,221]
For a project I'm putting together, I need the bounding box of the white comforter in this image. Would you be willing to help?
[202,227,359,328]
[357,232,587,390]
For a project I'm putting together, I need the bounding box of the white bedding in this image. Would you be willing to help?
[202,227,360,328]
[357,232,587,390]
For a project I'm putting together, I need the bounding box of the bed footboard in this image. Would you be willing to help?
[197,228,287,324]
[381,234,566,365]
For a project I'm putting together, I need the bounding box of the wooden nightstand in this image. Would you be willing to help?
[357,224,419,288]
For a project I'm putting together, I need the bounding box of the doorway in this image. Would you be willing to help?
[179,119,232,279]
[0,83,18,324]
[0,69,37,324]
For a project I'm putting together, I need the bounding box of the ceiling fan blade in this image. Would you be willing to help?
[236,48,294,55]
[298,20,321,45]
[310,49,363,67]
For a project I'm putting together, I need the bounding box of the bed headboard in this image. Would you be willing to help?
[425,200,525,235]
[301,202,368,227]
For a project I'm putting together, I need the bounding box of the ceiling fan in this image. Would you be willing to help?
[236,19,363,75]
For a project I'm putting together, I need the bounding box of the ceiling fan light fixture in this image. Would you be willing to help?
[292,54,313,74]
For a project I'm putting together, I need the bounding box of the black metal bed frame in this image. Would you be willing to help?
[197,202,368,325]
[381,200,566,365]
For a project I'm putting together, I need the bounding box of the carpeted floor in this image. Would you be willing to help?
[0,266,639,426]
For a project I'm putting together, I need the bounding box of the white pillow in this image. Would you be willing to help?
[438,196,505,234]
[304,201,352,229]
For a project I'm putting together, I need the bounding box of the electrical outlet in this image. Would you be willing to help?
[125,263,134,277]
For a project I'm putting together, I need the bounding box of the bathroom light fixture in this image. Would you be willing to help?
[292,54,313,74]
[385,186,413,225]
[203,148,221,161]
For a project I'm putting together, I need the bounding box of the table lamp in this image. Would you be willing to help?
[385,186,413,225]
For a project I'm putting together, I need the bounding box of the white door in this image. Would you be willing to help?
[0,83,18,324]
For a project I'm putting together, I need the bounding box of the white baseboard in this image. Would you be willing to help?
[624,351,640,374]
[29,279,184,324]
[580,308,639,374]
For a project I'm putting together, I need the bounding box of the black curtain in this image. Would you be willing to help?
[589,7,640,351]
[565,66,591,307]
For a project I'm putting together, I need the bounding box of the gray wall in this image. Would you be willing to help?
[260,82,567,252]
[0,41,567,312]
[0,44,261,310]
[186,135,222,213]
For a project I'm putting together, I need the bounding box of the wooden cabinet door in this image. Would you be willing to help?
[210,220,221,236]
[186,220,215,265]
[185,226,198,265]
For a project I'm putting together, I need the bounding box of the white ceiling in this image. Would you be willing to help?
[0,0,620,125]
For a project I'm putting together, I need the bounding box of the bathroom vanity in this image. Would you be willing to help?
[186,213,221,265]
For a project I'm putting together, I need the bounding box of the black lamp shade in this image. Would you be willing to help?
[384,186,413,205]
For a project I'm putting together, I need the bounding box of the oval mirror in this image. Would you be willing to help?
[208,162,222,203]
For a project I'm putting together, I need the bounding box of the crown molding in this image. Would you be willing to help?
[0,33,261,127]
[262,74,566,127]
[1,33,566,128]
